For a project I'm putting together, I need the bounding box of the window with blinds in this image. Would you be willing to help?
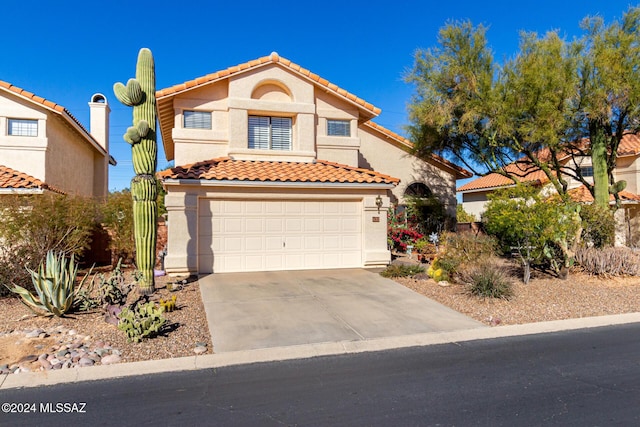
[183,111,212,129]
[248,116,292,150]
[8,119,38,136]
[327,119,350,137]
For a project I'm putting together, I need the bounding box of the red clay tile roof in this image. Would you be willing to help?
[156,52,380,114]
[458,132,640,192]
[363,121,472,179]
[0,165,65,194]
[0,80,107,156]
[457,162,549,192]
[157,157,400,185]
[566,185,640,204]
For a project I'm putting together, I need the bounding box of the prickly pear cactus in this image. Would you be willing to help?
[113,48,158,295]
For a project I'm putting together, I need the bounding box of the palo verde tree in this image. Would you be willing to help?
[574,7,640,207]
[113,48,158,295]
[407,7,640,208]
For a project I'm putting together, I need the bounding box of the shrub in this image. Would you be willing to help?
[388,227,423,253]
[0,193,98,294]
[380,264,425,278]
[99,190,135,265]
[580,204,615,248]
[456,204,476,223]
[458,261,514,299]
[482,184,582,277]
[575,246,640,276]
[434,232,498,279]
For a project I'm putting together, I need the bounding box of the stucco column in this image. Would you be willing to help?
[362,193,392,267]
[164,190,199,276]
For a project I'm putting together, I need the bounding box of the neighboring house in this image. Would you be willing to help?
[157,52,471,275]
[457,133,640,245]
[0,81,114,198]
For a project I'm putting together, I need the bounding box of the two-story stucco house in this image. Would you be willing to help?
[458,133,640,245]
[157,53,471,275]
[0,81,114,197]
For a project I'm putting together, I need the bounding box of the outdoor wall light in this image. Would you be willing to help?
[375,195,383,212]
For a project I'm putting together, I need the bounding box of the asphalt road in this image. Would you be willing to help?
[2,323,640,426]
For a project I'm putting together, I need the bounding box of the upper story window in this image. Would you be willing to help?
[183,111,211,129]
[580,166,594,178]
[327,119,350,137]
[248,116,291,150]
[8,119,38,136]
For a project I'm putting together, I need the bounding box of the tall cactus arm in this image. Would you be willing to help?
[113,78,144,106]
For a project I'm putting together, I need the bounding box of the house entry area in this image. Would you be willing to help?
[198,198,363,273]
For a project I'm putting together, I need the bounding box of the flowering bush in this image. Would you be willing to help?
[388,227,423,253]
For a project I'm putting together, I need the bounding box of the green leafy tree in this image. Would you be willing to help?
[575,8,640,207]
[406,7,640,208]
[482,184,582,282]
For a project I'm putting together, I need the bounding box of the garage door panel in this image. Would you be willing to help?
[199,199,362,273]
[245,218,264,233]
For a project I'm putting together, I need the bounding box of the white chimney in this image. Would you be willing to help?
[88,93,110,152]
[89,93,111,198]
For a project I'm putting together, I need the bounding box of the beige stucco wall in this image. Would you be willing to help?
[358,126,458,218]
[0,91,109,198]
[163,183,392,275]
[45,115,96,196]
[0,95,48,181]
[615,155,639,195]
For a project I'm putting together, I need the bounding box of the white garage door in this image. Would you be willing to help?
[198,199,363,273]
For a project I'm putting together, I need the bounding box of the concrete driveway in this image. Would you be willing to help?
[199,268,485,353]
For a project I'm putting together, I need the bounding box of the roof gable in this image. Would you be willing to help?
[156,53,381,160]
[0,81,107,158]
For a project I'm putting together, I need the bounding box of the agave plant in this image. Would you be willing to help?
[7,251,92,317]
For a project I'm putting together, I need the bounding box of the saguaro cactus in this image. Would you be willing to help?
[113,48,158,295]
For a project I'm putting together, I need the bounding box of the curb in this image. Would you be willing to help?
[2,312,640,390]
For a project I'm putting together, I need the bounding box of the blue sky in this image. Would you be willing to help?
[1,0,636,191]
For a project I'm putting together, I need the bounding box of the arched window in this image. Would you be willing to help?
[404,182,432,198]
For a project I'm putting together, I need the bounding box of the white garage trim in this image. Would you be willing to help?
[198,198,363,273]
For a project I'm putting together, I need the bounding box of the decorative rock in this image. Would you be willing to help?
[17,354,38,364]
[39,358,52,370]
[193,346,207,355]
[52,363,62,370]
[78,357,95,367]
[68,329,77,336]
[49,358,61,366]
[56,349,69,358]
[100,354,121,365]
[25,329,44,338]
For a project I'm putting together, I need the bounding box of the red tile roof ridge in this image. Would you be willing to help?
[0,79,102,154]
[155,53,381,116]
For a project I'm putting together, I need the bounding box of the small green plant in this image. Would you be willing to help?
[380,264,425,278]
[6,251,92,317]
[117,300,166,343]
[460,261,514,299]
[159,295,177,312]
